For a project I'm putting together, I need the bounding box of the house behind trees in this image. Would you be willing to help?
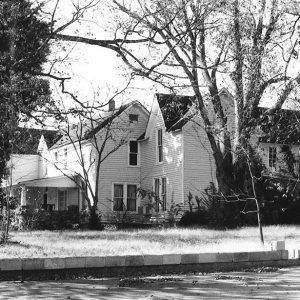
[4,92,297,223]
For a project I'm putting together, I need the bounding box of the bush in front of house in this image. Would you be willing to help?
[11,206,81,230]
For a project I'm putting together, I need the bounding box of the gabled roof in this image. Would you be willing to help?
[12,127,59,154]
[156,93,194,132]
[51,101,148,149]
[84,103,130,139]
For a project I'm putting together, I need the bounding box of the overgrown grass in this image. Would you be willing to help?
[1,225,300,258]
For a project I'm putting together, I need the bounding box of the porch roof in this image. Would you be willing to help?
[18,175,78,188]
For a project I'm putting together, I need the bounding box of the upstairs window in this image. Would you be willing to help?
[63,148,67,168]
[54,151,58,164]
[269,146,277,169]
[129,114,139,123]
[157,129,163,163]
[129,141,138,166]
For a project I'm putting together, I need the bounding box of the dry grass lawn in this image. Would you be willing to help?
[1,225,300,258]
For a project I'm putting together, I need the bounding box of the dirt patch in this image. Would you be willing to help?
[119,276,184,287]
[244,266,279,273]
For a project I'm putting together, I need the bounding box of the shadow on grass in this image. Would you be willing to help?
[1,240,44,250]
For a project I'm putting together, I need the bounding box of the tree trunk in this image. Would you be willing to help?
[88,204,101,230]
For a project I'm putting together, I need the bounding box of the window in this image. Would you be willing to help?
[63,148,68,168]
[43,188,48,206]
[269,147,277,168]
[154,178,160,212]
[58,190,67,211]
[129,141,138,166]
[129,114,139,123]
[161,177,167,211]
[157,129,163,162]
[113,184,137,211]
[54,151,58,164]
[127,185,137,211]
[113,184,124,211]
[153,177,167,212]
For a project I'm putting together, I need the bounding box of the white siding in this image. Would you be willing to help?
[140,101,184,213]
[182,117,217,211]
[94,104,149,219]
[5,154,39,186]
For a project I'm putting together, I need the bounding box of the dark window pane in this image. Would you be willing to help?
[129,114,139,122]
[114,184,124,211]
[158,146,163,162]
[127,185,136,198]
[158,129,162,145]
[162,178,167,211]
[130,141,138,153]
[127,185,137,211]
[114,184,123,197]
[154,178,160,212]
[129,153,137,165]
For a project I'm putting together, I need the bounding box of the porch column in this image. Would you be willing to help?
[20,185,27,206]
[78,188,82,211]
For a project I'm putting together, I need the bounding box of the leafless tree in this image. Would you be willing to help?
[42,0,300,193]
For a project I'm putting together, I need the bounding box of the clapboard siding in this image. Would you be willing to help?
[140,101,184,212]
[182,117,217,211]
[6,154,39,186]
[95,103,149,218]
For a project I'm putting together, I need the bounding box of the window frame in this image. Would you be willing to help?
[269,146,277,169]
[113,184,125,212]
[127,184,137,212]
[161,177,167,211]
[63,148,68,168]
[112,183,139,212]
[57,189,68,211]
[128,140,139,167]
[129,114,139,123]
[153,177,167,212]
[54,151,58,164]
[157,128,163,163]
[154,178,160,212]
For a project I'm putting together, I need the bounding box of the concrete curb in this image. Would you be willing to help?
[2,240,300,280]
[0,250,293,271]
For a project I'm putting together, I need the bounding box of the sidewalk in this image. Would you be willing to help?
[1,266,300,299]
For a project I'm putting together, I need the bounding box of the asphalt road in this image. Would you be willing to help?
[1,266,300,299]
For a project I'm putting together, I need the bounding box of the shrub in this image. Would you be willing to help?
[12,206,81,230]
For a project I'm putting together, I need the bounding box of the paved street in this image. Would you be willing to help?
[1,266,300,299]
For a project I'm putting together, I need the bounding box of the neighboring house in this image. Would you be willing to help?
[3,91,238,223]
[257,108,300,177]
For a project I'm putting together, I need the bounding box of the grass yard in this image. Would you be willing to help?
[1,225,300,258]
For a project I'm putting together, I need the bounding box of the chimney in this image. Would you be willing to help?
[108,99,115,111]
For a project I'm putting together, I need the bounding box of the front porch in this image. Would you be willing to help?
[16,175,85,212]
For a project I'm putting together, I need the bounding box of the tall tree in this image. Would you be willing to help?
[50,0,300,193]
[0,0,51,183]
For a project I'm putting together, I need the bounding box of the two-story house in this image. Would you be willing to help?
[3,90,238,223]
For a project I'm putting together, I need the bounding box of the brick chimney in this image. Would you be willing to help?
[108,99,115,111]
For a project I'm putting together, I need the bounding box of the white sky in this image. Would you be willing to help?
[37,0,300,116]
[39,0,161,112]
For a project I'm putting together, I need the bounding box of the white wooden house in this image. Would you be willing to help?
[3,91,240,223]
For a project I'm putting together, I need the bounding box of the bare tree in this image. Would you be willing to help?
[41,95,134,228]
[44,0,300,193]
